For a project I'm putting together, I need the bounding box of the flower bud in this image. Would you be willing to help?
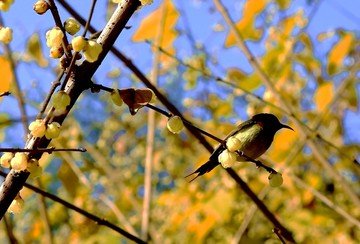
[167,116,184,134]
[226,137,242,152]
[45,122,61,139]
[268,172,283,187]
[52,91,71,111]
[33,0,49,15]
[27,158,42,178]
[46,27,64,48]
[8,195,24,214]
[83,40,102,63]
[49,46,64,59]
[0,27,12,44]
[1,152,13,168]
[64,17,81,35]
[11,153,28,171]
[29,120,46,138]
[218,150,236,168]
[71,36,87,52]
[110,89,123,106]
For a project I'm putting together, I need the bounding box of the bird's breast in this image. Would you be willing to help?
[233,125,273,161]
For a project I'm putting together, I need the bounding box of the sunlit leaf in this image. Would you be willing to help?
[226,68,261,91]
[106,67,121,79]
[327,32,354,76]
[346,84,358,111]
[24,33,48,67]
[314,82,334,112]
[275,0,291,9]
[132,0,179,68]
[58,163,79,198]
[267,124,298,162]
[225,0,266,46]
[317,31,335,42]
[0,56,12,98]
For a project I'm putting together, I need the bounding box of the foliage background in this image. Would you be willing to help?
[0,0,360,243]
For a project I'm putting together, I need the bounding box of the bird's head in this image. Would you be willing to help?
[251,113,294,134]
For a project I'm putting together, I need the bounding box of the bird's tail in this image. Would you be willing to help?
[185,159,220,182]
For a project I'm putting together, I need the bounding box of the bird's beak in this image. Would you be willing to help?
[281,123,294,131]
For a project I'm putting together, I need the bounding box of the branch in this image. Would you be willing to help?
[0,147,86,153]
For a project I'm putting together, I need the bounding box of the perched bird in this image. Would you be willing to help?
[186,113,293,182]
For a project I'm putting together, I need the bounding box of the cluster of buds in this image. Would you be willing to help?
[71,36,102,63]
[46,27,64,59]
[29,120,61,139]
[0,152,43,178]
[217,137,241,168]
[33,0,104,62]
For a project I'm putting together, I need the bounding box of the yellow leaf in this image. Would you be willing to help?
[280,10,305,36]
[225,0,266,46]
[276,0,291,9]
[132,0,179,51]
[0,56,12,97]
[314,82,334,112]
[226,68,261,91]
[24,33,48,67]
[267,125,298,162]
[347,84,358,111]
[327,32,354,76]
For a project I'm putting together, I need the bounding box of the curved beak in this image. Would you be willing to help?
[281,123,294,131]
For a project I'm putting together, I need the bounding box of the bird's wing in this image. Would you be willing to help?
[186,119,258,182]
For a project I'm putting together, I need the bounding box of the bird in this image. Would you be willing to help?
[185,113,294,182]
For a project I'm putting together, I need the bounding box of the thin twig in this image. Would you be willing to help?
[37,73,63,120]
[0,147,86,153]
[273,228,286,244]
[82,0,97,37]
[237,151,276,174]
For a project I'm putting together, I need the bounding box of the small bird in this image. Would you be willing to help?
[186,113,294,182]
